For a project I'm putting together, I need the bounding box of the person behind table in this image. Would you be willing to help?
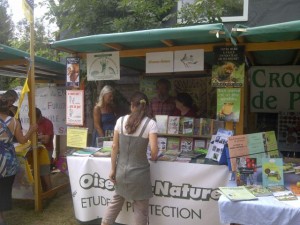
[101,91,158,225]
[174,92,197,117]
[149,78,176,118]
[36,107,54,192]
[0,95,37,225]
[92,85,117,147]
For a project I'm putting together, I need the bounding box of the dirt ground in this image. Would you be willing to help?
[4,172,81,225]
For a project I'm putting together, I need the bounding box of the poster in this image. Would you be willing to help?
[66,90,84,126]
[66,57,80,87]
[212,46,245,87]
[216,88,241,122]
[87,51,120,81]
[67,127,88,148]
[174,49,204,72]
[18,87,67,135]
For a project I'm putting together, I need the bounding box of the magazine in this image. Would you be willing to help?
[218,186,258,201]
[272,190,298,201]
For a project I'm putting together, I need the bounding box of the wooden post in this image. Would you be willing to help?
[27,17,42,211]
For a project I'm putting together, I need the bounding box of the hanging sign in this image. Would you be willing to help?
[87,51,120,81]
[146,51,174,73]
[174,49,204,72]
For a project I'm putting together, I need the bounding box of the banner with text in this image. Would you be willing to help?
[67,157,230,225]
[250,66,300,112]
[19,87,67,135]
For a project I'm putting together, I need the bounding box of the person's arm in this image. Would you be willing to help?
[109,130,119,184]
[38,121,54,144]
[13,119,37,144]
[149,133,158,161]
[93,106,104,137]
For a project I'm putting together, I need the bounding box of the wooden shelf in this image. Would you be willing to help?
[157,133,211,139]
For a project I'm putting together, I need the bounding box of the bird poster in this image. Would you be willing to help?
[174,49,204,72]
[87,51,120,81]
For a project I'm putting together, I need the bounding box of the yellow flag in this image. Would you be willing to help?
[15,78,30,119]
[22,0,34,23]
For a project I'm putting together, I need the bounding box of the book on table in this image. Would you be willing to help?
[72,147,101,156]
[245,185,273,197]
[218,186,258,201]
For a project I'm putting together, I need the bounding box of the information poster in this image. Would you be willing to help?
[66,57,80,87]
[212,46,245,87]
[216,88,241,122]
[67,127,88,148]
[66,90,84,126]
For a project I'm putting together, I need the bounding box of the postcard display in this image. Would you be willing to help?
[227,131,280,185]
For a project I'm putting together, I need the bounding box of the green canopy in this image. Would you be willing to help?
[51,23,230,71]
[50,21,300,71]
[0,44,65,81]
[232,20,300,65]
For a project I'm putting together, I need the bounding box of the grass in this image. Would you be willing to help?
[4,172,79,225]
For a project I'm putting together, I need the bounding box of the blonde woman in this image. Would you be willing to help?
[101,91,158,225]
[92,85,117,147]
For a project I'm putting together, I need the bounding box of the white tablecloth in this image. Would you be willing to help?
[218,194,300,225]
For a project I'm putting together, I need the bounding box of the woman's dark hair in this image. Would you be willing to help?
[125,91,149,134]
[176,92,194,108]
[0,95,9,113]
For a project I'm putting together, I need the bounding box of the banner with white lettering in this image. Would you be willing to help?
[20,87,67,135]
[250,66,300,112]
[67,157,230,225]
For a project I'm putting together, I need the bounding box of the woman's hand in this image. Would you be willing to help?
[109,170,116,184]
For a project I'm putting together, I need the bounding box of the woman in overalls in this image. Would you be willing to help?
[101,91,158,225]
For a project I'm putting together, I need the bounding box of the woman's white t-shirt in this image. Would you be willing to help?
[115,115,158,138]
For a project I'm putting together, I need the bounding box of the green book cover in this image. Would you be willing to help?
[216,88,241,122]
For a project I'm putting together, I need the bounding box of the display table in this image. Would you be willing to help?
[218,194,300,225]
[67,156,230,225]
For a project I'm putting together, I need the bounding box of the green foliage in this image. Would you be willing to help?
[41,0,176,36]
[177,0,223,25]
[112,0,176,32]
[0,0,14,45]
[9,19,59,61]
